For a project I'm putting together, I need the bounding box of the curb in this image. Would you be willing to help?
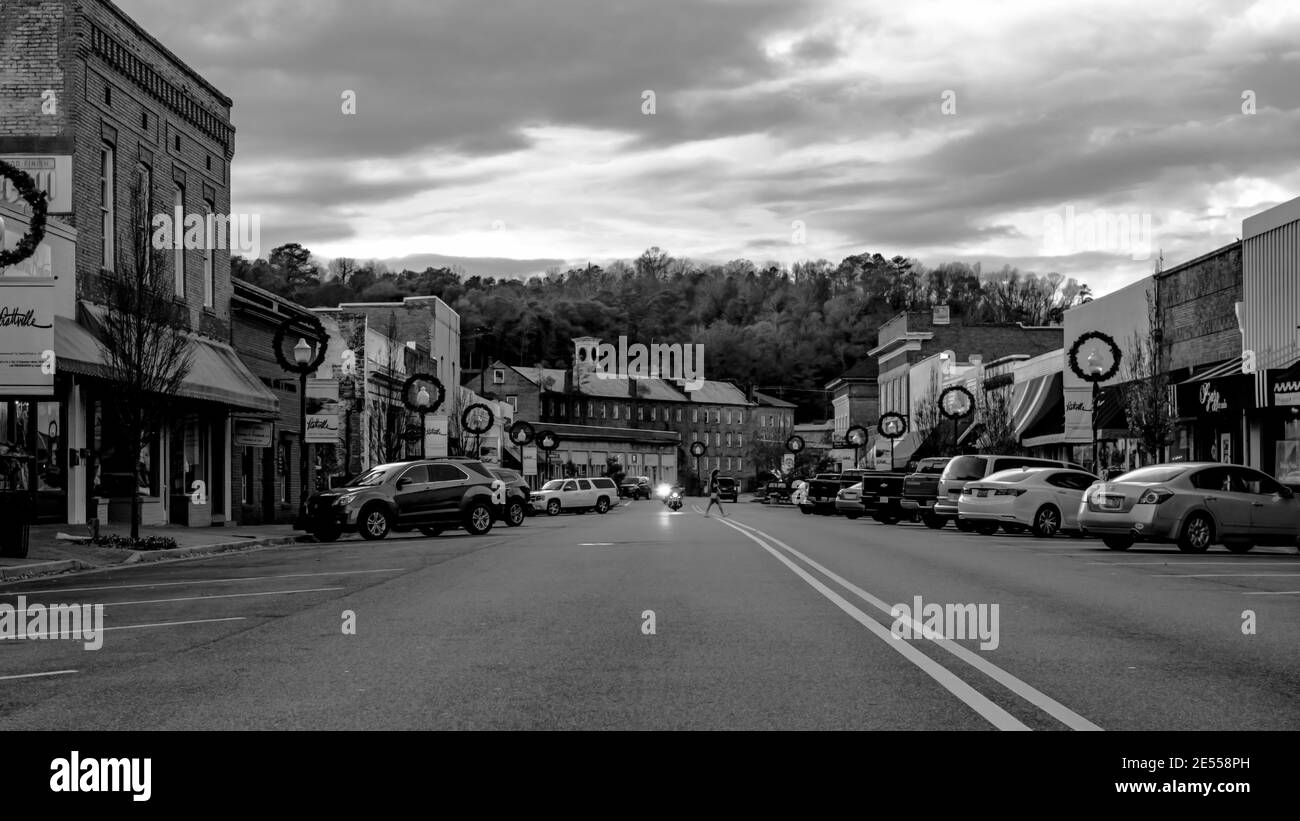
[0,534,308,583]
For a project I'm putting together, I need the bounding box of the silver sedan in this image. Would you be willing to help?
[1077,462,1300,553]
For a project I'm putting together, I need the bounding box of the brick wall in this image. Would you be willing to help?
[0,0,74,139]
[1157,242,1242,374]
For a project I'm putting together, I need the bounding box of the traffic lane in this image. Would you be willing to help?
[724,506,1300,730]
[1,501,999,730]
[0,524,535,716]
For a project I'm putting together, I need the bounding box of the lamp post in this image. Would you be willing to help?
[293,337,313,515]
[1088,350,1103,473]
[416,386,431,458]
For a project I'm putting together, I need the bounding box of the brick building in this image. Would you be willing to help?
[1,0,273,527]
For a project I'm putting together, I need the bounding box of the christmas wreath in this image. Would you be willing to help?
[689,441,708,458]
[1068,330,1122,383]
[461,402,494,434]
[402,373,446,414]
[939,385,975,420]
[272,314,329,375]
[847,424,871,446]
[536,430,561,452]
[876,414,908,440]
[509,420,535,445]
[785,435,804,453]
[0,160,49,268]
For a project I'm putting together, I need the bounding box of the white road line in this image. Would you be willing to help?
[1242,590,1300,596]
[722,515,1103,732]
[4,617,247,640]
[0,568,405,597]
[0,670,78,681]
[1089,561,1300,566]
[1153,573,1300,578]
[98,587,343,607]
[579,543,614,546]
[709,515,1030,730]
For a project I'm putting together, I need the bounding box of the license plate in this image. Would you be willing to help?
[880,496,890,504]
[1102,496,1122,509]
[815,497,828,502]
[976,489,988,498]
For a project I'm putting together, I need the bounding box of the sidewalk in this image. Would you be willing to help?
[0,521,307,580]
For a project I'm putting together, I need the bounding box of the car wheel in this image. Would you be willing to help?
[975,521,1000,536]
[1225,540,1254,554]
[1031,505,1061,539]
[547,499,561,516]
[313,526,341,543]
[506,502,526,526]
[799,506,813,515]
[464,502,493,536]
[1103,535,1133,551]
[360,506,390,541]
[922,514,947,530]
[418,526,444,537]
[1178,513,1214,553]
[596,497,610,514]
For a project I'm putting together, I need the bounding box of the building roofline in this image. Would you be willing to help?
[1154,239,1242,279]
[96,0,234,107]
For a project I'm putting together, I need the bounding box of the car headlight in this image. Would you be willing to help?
[335,493,358,506]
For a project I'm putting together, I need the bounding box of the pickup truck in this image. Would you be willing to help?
[803,470,872,515]
[899,457,952,529]
[857,469,913,524]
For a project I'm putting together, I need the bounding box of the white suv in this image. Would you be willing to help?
[531,477,620,516]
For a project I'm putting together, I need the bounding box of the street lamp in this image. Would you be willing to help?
[416,386,431,458]
[293,337,314,515]
[1087,350,1103,473]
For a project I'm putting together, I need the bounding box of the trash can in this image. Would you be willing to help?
[0,492,32,559]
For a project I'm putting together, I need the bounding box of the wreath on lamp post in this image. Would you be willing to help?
[509,420,535,446]
[938,385,975,420]
[0,160,49,268]
[785,435,805,453]
[272,314,329,375]
[401,373,446,414]
[461,403,495,435]
[876,414,908,440]
[1068,330,1122,383]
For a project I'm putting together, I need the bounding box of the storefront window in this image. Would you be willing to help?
[1274,416,1300,483]
[169,415,207,500]
[93,399,160,497]
[0,401,34,492]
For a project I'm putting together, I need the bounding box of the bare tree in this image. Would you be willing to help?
[975,384,1021,455]
[366,313,406,464]
[100,170,194,540]
[1121,290,1173,465]
[912,370,947,455]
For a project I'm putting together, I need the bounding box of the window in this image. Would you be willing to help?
[600,403,607,419]
[578,479,593,491]
[172,184,185,295]
[1046,472,1094,491]
[398,465,429,485]
[736,457,742,471]
[493,369,505,384]
[174,134,182,151]
[630,454,638,464]
[714,432,721,446]
[587,401,593,417]
[612,404,619,420]
[944,456,989,481]
[737,433,743,447]
[141,111,148,129]
[676,409,682,422]
[202,198,215,307]
[714,409,721,423]
[562,480,578,492]
[104,84,112,105]
[725,457,732,470]
[624,405,630,419]
[638,407,645,421]
[725,410,731,424]
[737,410,744,424]
[692,409,698,423]
[725,432,732,447]
[100,144,115,270]
[427,464,467,482]
[507,396,518,411]
[651,407,657,421]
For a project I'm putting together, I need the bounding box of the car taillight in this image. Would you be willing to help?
[1137,488,1173,505]
[993,488,1026,496]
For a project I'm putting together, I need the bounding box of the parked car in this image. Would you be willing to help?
[532,476,620,515]
[956,466,1098,537]
[300,457,501,541]
[619,475,652,499]
[901,457,952,529]
[835,482,865,519]
[1077,462,1300,553]
[489,467,530,527]
[715,476,739,502]
[934,455,1088,531]
[804,470,871,515]
[859,467,913,524]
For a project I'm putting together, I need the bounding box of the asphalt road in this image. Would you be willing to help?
[2,499,1299,730]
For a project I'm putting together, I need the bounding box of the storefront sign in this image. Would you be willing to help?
[0,278,55,397]
[1176,373,1253,416]
[1271,373,1300,407]
[233,419,273,448]
[305,413,339,443]
[0,155,72,214]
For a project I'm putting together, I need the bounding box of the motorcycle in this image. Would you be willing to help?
[667,491,683,512]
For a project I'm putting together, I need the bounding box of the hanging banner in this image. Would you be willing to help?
[305,377,341,444]
[0,278,55,397]
[522,445,538,476]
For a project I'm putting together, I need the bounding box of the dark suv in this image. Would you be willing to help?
[300,457,501,541]
[489,467,530,527]
[715,476,739,502]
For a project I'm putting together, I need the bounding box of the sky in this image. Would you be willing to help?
[120,0,1300,295]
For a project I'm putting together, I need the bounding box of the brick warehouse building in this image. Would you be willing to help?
[1,0,275,526]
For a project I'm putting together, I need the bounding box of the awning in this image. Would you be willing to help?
[1011,371,1063,438]
[54,311,278,414]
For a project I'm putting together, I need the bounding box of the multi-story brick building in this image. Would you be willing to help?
[1,0,274,527]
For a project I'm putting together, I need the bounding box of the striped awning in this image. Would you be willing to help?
[1011,371,1063,438]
